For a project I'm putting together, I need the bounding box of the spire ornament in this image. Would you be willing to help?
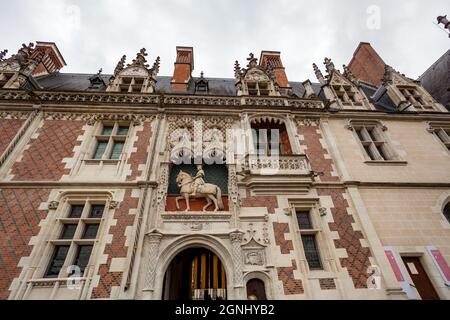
[0,49,8,62]
[313,63,326,85]
[323,57,335,74]
[113,55,126,76]
[129,48,149,68]
[343,64,357,82]
[246,52,258,68]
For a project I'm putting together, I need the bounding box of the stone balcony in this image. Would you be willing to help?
[240,154,313,195]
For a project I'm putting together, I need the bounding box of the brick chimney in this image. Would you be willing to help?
[347,42,385,87]
[259,51,291,89]
[171,46,194,91]
[30,41,66,77]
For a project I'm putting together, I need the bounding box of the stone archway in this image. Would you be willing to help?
[152,234,238,300]
[162,248,227,300]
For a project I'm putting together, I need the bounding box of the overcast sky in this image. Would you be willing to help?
[1,0,449,81]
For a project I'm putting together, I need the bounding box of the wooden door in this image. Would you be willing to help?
[402,257,440,300]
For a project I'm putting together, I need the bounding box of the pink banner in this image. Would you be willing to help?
[430,249,450,281]
[385,250,404,282]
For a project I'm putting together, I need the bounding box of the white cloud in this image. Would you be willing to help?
[1,0,448,81]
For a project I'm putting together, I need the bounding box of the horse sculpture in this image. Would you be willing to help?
[175,170,224,212]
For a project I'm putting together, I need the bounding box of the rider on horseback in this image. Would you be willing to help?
[191,164,205,196]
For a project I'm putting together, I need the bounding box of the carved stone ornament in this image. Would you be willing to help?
[109,201,120,209]
[319,207,327,217]
[48,201,59,210]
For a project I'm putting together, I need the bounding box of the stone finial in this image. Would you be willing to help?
[97,68,103,76]
[343,64,356,82]
[9,43,35,67]
[437,15,450,37]
[246,52,258,68]
[129,48,149,68]
[113,55,126,76]
[382,64,395,85]
[323,57,335,74]
[200,71,204,79]
[151,56,161,77]
[313,63,326,85]
[0,49,8,62]
[234,60,242,79]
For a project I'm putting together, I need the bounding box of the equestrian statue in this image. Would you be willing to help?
[175,165,224,212]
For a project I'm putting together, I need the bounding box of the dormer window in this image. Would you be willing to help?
[0,72,14,88]
[332,84,361,105]
[247,81,270,96]
[195,72,209,94]
[119,76,146,93]
[398,86,433,111]
[251,119,293,156]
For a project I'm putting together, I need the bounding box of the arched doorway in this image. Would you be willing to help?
[162,248,227,300]
[246,279,267,300]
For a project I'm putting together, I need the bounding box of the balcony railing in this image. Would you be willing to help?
[245,154,310,175]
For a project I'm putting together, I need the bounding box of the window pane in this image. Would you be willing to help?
[93,141,108,159]
[376,145,388,160]
[45,245,70,278]
[110,141,124,160]
[296,211,313,229]
[301,235,322,270]
[69,205,84,218]
[367,129,378,142]
[444,203,450,224]
[117,126,129,136]
[83,224,99,239]
[89,205,105,219]
[364,145,376,160]
[73,245,93,275]
[60,224,77,239]
[101,126,114,136]
[356,129,365,142]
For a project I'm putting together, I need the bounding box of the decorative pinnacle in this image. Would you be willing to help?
[234,60,242,78]
[323,57,335,74]
[0,49,8,61]
[113,55,126,76]
[151,56,161,76]
[246,52,258,68]
[343,64,356,81]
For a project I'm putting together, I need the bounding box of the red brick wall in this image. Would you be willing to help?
[126,121,152,181]
[91,189,139,299]
[298,126,338,182]
[0,119,25,156]
[318,188,372,288]
[348,43,385,87]
[241,192,278,214]
[10,120,84,181]
[273,222,294,254]
[0,188,50,299]
[277,260,304,295]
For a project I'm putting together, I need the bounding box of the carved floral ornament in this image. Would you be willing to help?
[41,112,154,126]
[345,119,387,131]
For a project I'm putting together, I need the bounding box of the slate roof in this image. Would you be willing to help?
[34,72,397,112]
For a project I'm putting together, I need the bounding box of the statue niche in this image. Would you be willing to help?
[175,165,224,212]
[166,164,229,212]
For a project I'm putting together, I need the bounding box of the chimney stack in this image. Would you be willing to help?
[171,46,194,91]
[259,51,291,89]
[30,42,66,77]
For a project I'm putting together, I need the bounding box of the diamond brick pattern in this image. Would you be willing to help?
[11,120,84,181]
[319,278,336,290]
[273,222,294,254]
[241,191,278,214]
[318,188,372,289]
[0,119,24,156]
[277,260,304,295]
[298,126,339,182]
[126,122,152,181]
[0,188,50,300]
[91,189,139,299]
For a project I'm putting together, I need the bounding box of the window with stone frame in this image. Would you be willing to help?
[92,122,130,160]
[45,202,106,278]
[398,86,434,111]
[295,209,323,270]
[353,124,395,161]
[0,72,14,88]
[332,84,362,106]
[428,123,450,152]
[118,76,146,93]
[247,81,270,96]
[251,119,293,156]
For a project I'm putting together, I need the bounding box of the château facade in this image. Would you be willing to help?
[0,41,449,300]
